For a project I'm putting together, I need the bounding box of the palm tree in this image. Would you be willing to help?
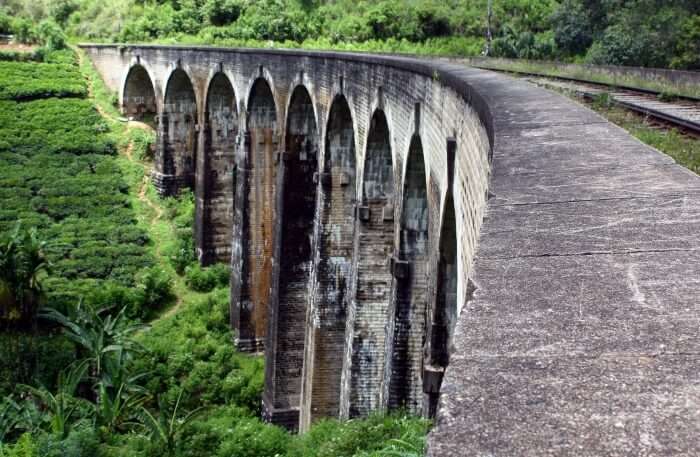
[0,222,50,328]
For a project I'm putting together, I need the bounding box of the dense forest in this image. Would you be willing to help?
[1,0,699,69]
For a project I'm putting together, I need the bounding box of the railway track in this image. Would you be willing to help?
[521,76,700,135]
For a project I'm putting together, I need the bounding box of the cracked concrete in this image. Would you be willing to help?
[427,69,700,456]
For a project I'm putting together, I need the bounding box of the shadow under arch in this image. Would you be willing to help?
[388,134,429,414]
[122,64,156,119]
[426,191,457,417]
[159,68,197,194]
[200,72,238,264]
[263,84,319,431]
[300,93,356,431]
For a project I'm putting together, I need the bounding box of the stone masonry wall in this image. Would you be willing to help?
[81,44,492,432]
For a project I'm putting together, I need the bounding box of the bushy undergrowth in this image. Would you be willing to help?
[161,191,196,275]
[133,289,263,414]
[185,264,230,293]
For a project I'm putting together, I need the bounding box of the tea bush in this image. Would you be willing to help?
[0,99,112,155]
[0,50,160,322]
[0,61,86,100]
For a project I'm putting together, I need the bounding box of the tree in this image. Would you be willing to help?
[0,223,50,328]
[551,0,593,55]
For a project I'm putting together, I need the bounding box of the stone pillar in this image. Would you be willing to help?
[194,113,209,264]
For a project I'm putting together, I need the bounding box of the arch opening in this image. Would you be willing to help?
[267,85,319,426]
[348,109,395,418]
[302,94,356,428]
[427,195,457,417]
[161,69,197,191]
[122,65,156,120]
[202,73,238,264]
[237,77,277,352]
[388,135,428,413]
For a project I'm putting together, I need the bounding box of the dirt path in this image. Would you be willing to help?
[79,48,185,322]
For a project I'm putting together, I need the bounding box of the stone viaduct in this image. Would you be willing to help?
[82,44,700,455]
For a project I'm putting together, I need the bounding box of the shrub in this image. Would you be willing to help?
[34,426,100,457]
[184,264,229,293]
[129,128,156,161]
[36,20,67,51]
[133,289,264,413]
[162,190,196,274]
[551,0,593,56]
[11,18,36,44]
[288,412,430,457]
[136,266,173,311]
[0,9,11,34]
[0,332,74,398]
[203,0,243,26]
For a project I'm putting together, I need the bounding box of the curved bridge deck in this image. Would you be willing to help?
[80,45,700,454]
[427,65,700,456]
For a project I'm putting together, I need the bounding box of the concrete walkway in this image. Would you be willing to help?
[426,66,700,456]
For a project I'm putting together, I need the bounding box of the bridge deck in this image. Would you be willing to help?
[427,65,700,456]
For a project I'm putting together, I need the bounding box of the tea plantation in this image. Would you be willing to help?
[0,51,159,321]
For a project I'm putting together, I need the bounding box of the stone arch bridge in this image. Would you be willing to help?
[82,45,700,455]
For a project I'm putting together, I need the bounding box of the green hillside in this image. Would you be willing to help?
[1,0,699,69]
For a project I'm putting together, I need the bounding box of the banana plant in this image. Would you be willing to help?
[41,302,148,379]
[93,381,149,434]
[139,389,205,456]
[19,359,90,439]
[0,396,21,446]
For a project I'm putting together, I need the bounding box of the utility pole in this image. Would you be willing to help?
[485,0,493,56]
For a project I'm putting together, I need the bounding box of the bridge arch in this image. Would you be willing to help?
[121,63,157,119]
[346,108,396,418]
[234,76,278,353]
[264,84,320,429]
[160,68,198,193]
[301,93,357,430]
[426,190,458,417]
[200,72,238,264]
[388,133,429,413]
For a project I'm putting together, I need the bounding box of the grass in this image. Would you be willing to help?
[465,57,700,100]
[600,105,700,174]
